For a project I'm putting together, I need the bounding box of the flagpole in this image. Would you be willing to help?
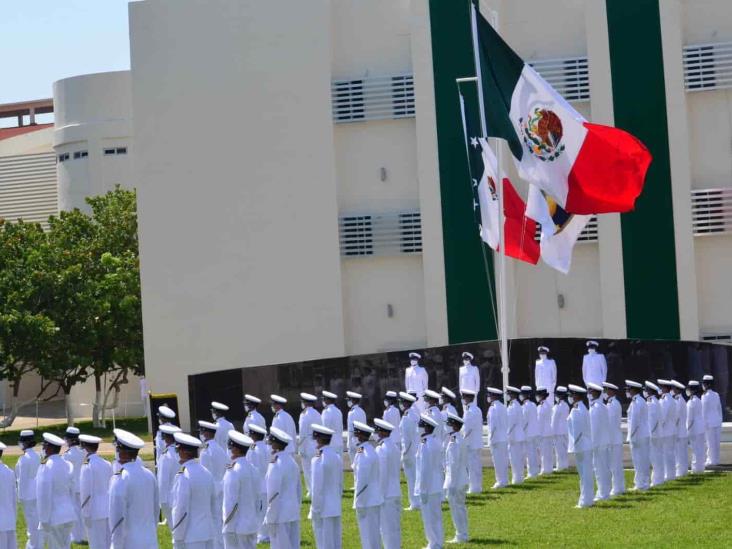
[470,1,510,397]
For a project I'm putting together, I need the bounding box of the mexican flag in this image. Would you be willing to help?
[473,4,652,215]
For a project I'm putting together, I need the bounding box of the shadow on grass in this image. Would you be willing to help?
[470,537,518,546]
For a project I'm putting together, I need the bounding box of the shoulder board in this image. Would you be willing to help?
[421,438,427,444]
[270,455,278,464]
[357,447,364,454]
[316,449,322,458]
[451,435,456,442]
[226,463,235,470]
[177,465,186,475]
[114,469,123,476]
[83,457,90,465]
[40,457,48,465]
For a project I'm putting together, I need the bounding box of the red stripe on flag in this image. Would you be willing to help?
[565,122,652,215]
[502,178,540,265]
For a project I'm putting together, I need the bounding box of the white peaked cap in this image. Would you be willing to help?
[398,391,416,402]
[300,392,317,402]
[505,386,520,394]
[409,351,421,359]
[20,430,34,437]
[461,389,477,396]
[0,442,6,450]
[486,387,503,396]
[271,394,287,404]
[115,429,145,450]
[462,351,474,359]
[198,420,218,431]
[373,418,394,431]
[43,433,65,447]
[670,380,685,390]
[555,386,568,393]
[625,380,643,389]
[702,375,713,382]
[158,405,176,419]
[211,401,229,411]
[385,390,398,398]
[322,391,338,399]
[79,434,102,445]
[602,382,619,391]
[247,424,267,436]
[446,412,464,424]
[424,389,441,400]
[537,346,549,352]
[312,424,335,436]
[269,426,292,444]
[244,394,261,404]
[657,379,671,386]
[586,340,599,347]
[346,391,362,399]
[419,413,439,428]
[65,427,80,436]
[520,385,532,392]
[228,431,254,447]
[568,384,587,394]
[441,387,456,399]
[159,424,182,435]
[644,381,660,392]
[174,432,202,448]
[352,421,374,434]
[688,380,700,387]
[586,383,603,392]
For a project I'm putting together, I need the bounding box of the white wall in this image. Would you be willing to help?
[687,90,732,189]
[695,235,732,336]
[0,127,53,156]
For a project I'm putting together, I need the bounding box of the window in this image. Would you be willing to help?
[104,148,116,156]
[116,147,127,155]
[73,150,88,159]
[57,153,69,162]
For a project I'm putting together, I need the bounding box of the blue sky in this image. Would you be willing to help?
[1,0,131,107]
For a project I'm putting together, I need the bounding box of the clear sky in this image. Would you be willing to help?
[0,0,131,105]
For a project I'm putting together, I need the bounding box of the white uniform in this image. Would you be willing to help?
[352,441,382,549]
[458,364,480,397]
[36,454,76,548]
[272,409,297,455]
[158,444,178,527]
[687,395,705,474]
[0,458,17,549]
[245,440,269,543]
[534,359,557,397]
[568,401,593,507]
[214,418,235,452]
[551,399,570,471]
[243,410,266,435]
[171,459,218,549]
[536,399,554,475]
[659,392,677,481]
[201,439,228,549]
[16,447,44,549]
[522,400,540,478]
[298,406,322,495]
[400,406,420,509]
[416,433,443,549]
[346,405,366,463]
[80,453,112,549]
[109,459,159,549]
[222,456,259,549]
[63,444,86,543]
[462,402,484,492]
[405,365,429,410]
[588,398,611,500]
[487,400,509,488]
[309,446,342,549]
[375,436,401,549]
[605,396,625,495]
[582,352,607,387]
[321,404,345,454]
[265,451,302,549]
[674,394,689,477]
[646,395,665,486]
[702,389,723,466]
[444,430,469,543]
[155,421,174,462]
[426,405,445,447]
[382,405,401,448]
[507,399,526,484]
[627,394,650,490]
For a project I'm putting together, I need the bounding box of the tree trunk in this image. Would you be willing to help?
[93,373,103,428]
[0,378,22,428]
[64,389,75,426]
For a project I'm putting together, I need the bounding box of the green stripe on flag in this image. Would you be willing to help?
[606,0,680,339]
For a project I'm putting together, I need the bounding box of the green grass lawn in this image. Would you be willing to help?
[0,417,150,446]
[4,459,730,548]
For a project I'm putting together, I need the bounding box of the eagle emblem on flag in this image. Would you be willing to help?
[520,107,566,162]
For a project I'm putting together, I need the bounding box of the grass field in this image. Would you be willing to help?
[3,455,730,548]
[0,417,150,446]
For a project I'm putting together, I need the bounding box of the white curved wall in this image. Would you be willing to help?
[53,71,133,211]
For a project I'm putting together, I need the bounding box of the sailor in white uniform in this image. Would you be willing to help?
[423,390,445,447]
[602,382,625,495]
[587,383,611,500]
[243,395,266,435]
[405,352,429,411]
[458,352,480,399]
[320,391,344,456]
[520,386,540,479]
[244,424,270,545]
[486,387,509,488]
[199,421,228,549]
[657,380,678,482]
[551,387,570,471]
[625,380,650,491]
[567,385,593,508]
[0,441,17,549]
[270,395,297,455]
[16,429,44,549]
[582,341,607,388]
[211,402,235,451]
[108,430,159,549]
[444,413,469,544]
[351,422,382,549]
[397,391,421,511]
[644,381,665,486]
[702,375,723,466]
[157,424,182,529]
[671,380,689,477]
[416,414,444,549]
[155,405,178,463]
[461,389,484,492]
[298,392,322,496]
[440,387,458,421]
[63,426,86,544]
[264,427,302,549]
[346,392,367,464]
[535,387,554,475]
[686,381,706,474]
[36,433,76,548]
[374,419,401,549]
[382,391,401,448]
[505,386,526,485]
[534,346,557,398]
[308,424,343,549]
[79,434,112,549]
[222,431,259,549]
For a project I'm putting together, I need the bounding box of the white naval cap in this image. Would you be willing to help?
[567,384,587,394]
[625,380,643,389]
[702,375,714,382]
[446,412,464,424]
[586,383,603,392]
[346,391,362,399]
[352,421,374,435]
[322,390,338,399]
[602,382,619,391]
[537,346,549,353]
[555,386,568,394]
[159,424,182,435]
[19,429,34,438]
[644,381,660,393]
[115,429,145,450]
[461,388,477,397]
[441,387,456,399]
[158,405,176,419]
[586,340,599,347]
[535,386,548,394]
[520,385,533,392]
[228,430,254,448]
[271,394,287,404]
[247,424,267,436]
[374,418,395,432]
[198,420,218,431]
[688,380,700,388]
[269,426,293,445]
[424,389,441,400]
[418,413,439,428]
[385,390,398,398]
[398,391,416,402]
[312,423,335,436]
[0,442,6,451]
[670,380,685,390]
[79,434,102,445]
[505,385,521,394]
[408,351,422,359]
[65,427,80,436]
[461,351,474,360]
[43,433,65,447]
[174,432,202,448]
[300,392,317,402]
[211,401,229,412]
[657,379,671,386]
[486,387,503,396]
[244,394,261,404]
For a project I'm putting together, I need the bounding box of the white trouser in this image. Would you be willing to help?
[574,451,594,507]
[402,457,419,509]
[300,451,316,494]
[223,533,256,549]
[467,449,483,493]
[161,503,173,528]
[379,496,401,549]
[268,521,299,549]
[20,499,44,549]
[630,438,650,490]
[70,492,85,542]
[508,441,525,484]
[649,437,665,486]
[355,506,381,549]
[554,434,569,470]
[689,433,706,473]
[539,436,554,475]
[43,523,73,549]
[256,493,268,542]
[174,542,214,549]
[662,436,677,481]
[490,442,509,487]
[311,515,341,549]
[212,491,224,549]
[608,443,625,496]
[83,518,110,549]
[676,436,689,477]
[592,445,611,500]
[525,436,540,478]
[419,493,444,549]
[0,531,16,549]
[705,426,721,466]
[447,486,468,542]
